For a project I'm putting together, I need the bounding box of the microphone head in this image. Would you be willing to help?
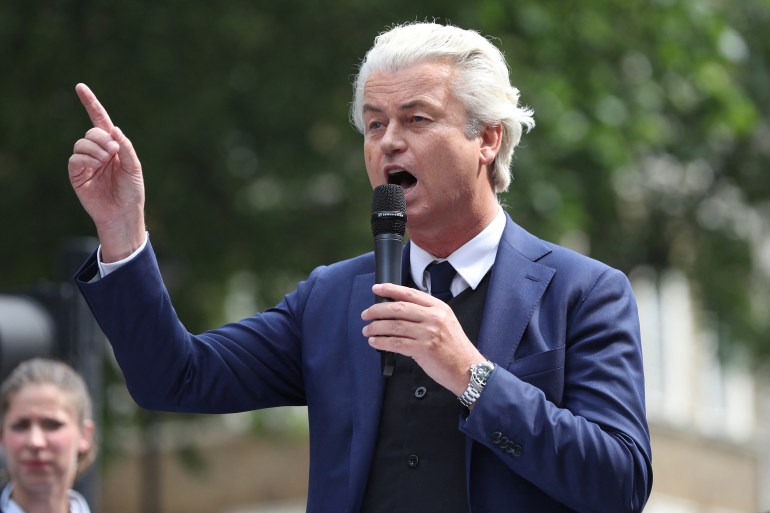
[371,184,407,237]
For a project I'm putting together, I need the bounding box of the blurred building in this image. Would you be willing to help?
[633,268,770,513]
[99,409,309,513]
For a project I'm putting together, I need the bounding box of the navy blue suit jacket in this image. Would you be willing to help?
[76,213,652,512]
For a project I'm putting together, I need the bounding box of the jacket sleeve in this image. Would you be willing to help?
[75,239,310,413]
[460,267,652,513]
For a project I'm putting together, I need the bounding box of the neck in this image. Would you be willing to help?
[11,486,70,513]
[408,202,499,259]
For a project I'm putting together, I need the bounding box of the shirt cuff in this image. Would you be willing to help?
[97,232,149,278]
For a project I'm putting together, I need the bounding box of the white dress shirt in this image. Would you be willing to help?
[409,206,506,298]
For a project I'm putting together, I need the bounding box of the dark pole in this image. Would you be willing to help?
[59,237,104,513]
[140,409,163,513]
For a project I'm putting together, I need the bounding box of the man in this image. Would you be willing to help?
[67,22,652,512]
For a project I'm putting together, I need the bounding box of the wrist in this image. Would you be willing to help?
[97,222,147,263]
[458,360,494,409]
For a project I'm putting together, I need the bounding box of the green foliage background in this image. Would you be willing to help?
[1,0,769,462]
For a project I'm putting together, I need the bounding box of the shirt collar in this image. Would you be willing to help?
[1,483,91,513]
[410,206,506,296]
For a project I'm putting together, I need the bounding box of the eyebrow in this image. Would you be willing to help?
[363,99,438,114]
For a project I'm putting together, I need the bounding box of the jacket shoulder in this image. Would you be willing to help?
[501,214,626,289]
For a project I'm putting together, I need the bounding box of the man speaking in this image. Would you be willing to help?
[67,21,652,513]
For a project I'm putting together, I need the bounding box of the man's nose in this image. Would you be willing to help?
[380,122,407,154]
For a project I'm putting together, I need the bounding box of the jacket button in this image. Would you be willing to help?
[491,431,503,444]
[414,386,427,399]
[509,444,523,457]
[407,454,420,469]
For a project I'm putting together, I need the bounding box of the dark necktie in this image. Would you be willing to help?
[427,260,456,302]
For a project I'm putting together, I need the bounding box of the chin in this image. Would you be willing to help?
[17,475,59,491]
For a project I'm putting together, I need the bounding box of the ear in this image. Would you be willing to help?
[78,419,95,453]
[479,123,503,166]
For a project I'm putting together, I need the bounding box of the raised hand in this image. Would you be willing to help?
[68,83,146,262]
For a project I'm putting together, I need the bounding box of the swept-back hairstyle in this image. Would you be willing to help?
[351,22,535,193]
[0,358,96,477]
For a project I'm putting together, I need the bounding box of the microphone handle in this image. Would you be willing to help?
[373,233,403,376]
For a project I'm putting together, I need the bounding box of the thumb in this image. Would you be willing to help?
[111,126,142,172]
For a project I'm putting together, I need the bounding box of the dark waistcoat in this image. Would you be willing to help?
[361,272,492,513]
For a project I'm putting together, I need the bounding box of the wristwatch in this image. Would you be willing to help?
[458,360,494,408]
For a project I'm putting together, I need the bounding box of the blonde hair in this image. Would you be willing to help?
[0,358,97,477]
[351,22,535,193]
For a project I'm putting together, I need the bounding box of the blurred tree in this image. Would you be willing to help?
[1,0,769,468]
[477,0,770,362]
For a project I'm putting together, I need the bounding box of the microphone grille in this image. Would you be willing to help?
[371,184,406,236]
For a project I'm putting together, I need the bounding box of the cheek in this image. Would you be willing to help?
[363,148,381,186]
[44,432,79,454]
[1,435,24,454]
[363,141,376,163]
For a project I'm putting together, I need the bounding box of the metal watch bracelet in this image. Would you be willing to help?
[458,361,494,408]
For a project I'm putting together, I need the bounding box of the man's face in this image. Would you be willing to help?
[362,61,497,246]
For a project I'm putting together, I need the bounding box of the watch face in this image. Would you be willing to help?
[473,362,493,382]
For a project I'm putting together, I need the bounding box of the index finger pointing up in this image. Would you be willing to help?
[75,83,115,131]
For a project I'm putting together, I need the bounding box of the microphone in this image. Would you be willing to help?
[370,184,407,377]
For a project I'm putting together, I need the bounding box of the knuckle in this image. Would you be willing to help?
[434,307,451,323]
[391,301,407,313]
[390,320,406,335]
[425,324,441,340]
[424,338,440,352]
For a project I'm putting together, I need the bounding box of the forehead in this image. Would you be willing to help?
[363,61,456,107]
[4,383,77,419]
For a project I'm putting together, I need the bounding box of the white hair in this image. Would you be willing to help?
[351,22,535,193]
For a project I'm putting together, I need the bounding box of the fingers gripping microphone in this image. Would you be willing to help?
[371,184,407,377]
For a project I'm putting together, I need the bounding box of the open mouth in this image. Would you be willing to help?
[387,169,417,189]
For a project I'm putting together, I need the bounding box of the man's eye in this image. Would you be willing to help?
[367,120,384,131]
[411,116,429,124]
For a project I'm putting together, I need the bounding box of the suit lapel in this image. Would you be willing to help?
[477,214,555,370]
[467,214,556,479]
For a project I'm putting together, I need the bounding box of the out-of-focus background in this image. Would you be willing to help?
[1,0,769,512]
